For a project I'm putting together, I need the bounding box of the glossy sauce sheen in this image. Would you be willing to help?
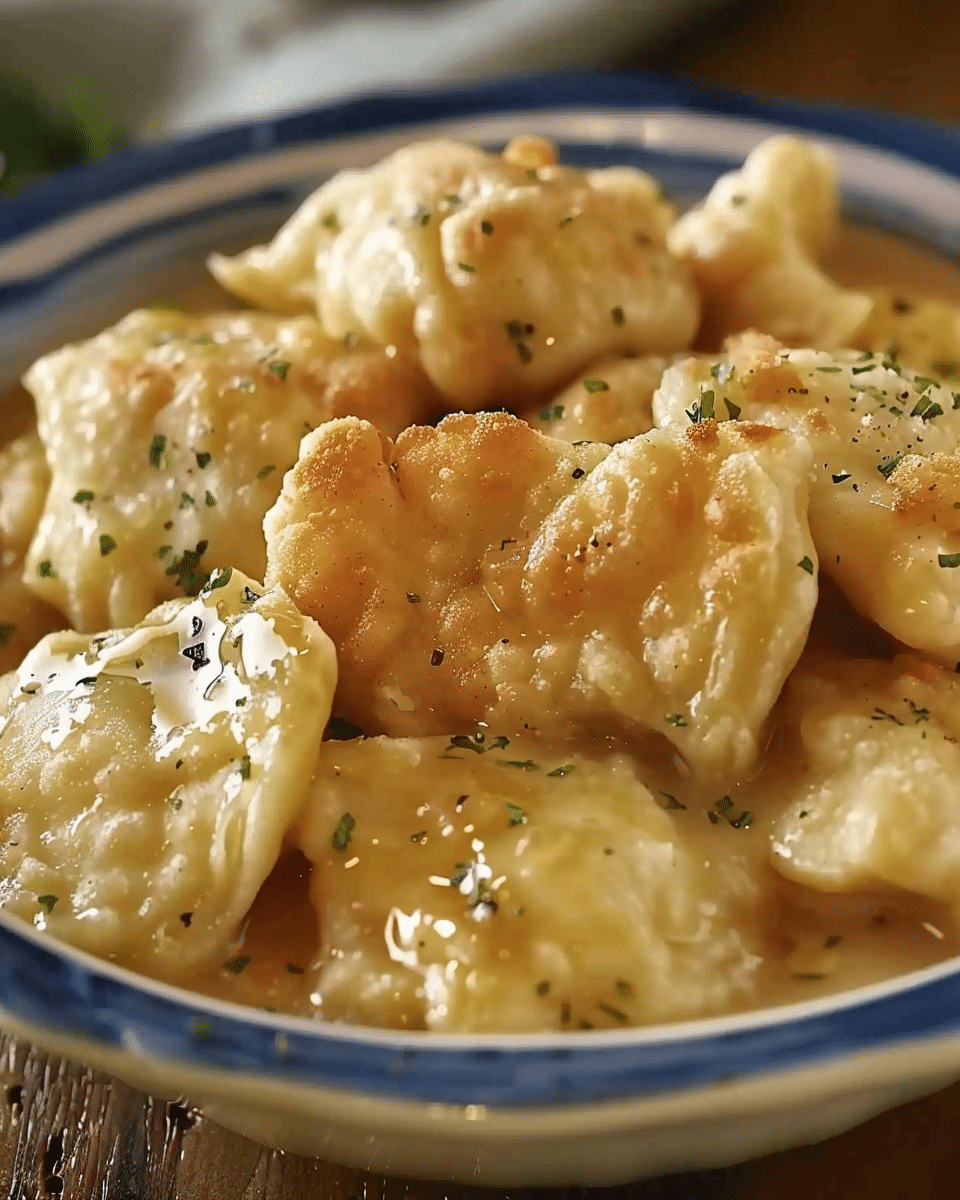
[3,222,960,1026]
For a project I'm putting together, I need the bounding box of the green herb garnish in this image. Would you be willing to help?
[332,812,356,852]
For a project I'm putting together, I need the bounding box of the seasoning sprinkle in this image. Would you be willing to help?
[37,894,58,914]
[797,555,814,574]
[72,489,95,506]
[149,434,166,466]
[583,379,609,393]
[938,552,960,568]
[507,802,528,826]
[332,812,356,853]
[99,534,117,557]
[223,955,250,974]
[268,360,290,381]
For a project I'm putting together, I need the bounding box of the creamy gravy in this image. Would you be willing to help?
[4,222,960,1026]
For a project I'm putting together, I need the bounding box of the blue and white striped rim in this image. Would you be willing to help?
[3,69,960,1110]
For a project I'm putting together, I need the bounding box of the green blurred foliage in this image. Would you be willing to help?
[0,75,124,193]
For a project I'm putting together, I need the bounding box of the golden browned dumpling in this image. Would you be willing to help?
[296,735,765,1032]
[210,137,700,412]
[770,656,960,913]
[520,355,669,444]
[264,411,817,778]
[0,433,64,672]
[653,333,960,664]
[669,136,871,350]
[0,568,336,982]
[22,309,438,633]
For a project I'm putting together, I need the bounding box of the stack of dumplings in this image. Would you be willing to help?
[1,133,959,1033]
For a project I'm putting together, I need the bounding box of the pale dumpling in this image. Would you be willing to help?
[771,656,960,914]
[520,355,668,445]
[0,568,336,981]
[653,333,960,664]
[852,287,960,380]
[669,136,871,350]
[264,411,817,778]
[22,309,438,632]
[210,137,700,412]
[0,433,64,673]
[296,735,765,1032]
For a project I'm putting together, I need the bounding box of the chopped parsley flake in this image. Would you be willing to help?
[179,492,194,508]
[256,464,276,480]
[539,404,564,422]
[72,489,95,506]
[155,545,172,559]
[596,1002,629,1024]
[664,713,688,727]
[938,552,960,568]
[321,212,339,230]
[496,759,539,771]
[37,560,55,578]
[37,894,58,914]
[239,754,251,780]
[195,451,211,469]
[480,219,494,235]
[906,699,930,723]
[222,955,250,974]
[656,792,687,811]
[506,802,528,826]
[204,491,216,507]
[535,980,550,996]
[332,812,356,852]
[724,398,741,420]
[877,452,904,479]
[546,764,575,777]
[910,395,933,418]
[831,472,851,484]
[583,379,609,393]
[165,540,209,597]
[457,261,476,273]
[914,376,937,393]
[611,305,625,326]
[99,534,117,557]
[797,556,814,574]
[268,360,290,381]
[149,434,166,467]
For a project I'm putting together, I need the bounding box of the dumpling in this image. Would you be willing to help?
[771,656,960,915]
[210,137,700,412]
[668,136,871,350]
[520,355,668,445]
[0,433,64,673]
[653,333,960,663]
[295,735,765,1032]
[852,287,960,381]
[264,410,817,778]
[22,309,438,632]
[0,568,336,981]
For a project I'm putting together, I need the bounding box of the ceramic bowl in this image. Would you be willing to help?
[3,72,960,1189]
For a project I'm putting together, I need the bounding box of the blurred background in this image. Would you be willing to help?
[1,0,953,192]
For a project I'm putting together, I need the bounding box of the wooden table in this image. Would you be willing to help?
[8,0,960,1195]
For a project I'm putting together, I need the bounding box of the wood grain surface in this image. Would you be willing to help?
[8,0,960,1196]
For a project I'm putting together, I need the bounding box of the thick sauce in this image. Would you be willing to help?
[4,222,960,1026]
